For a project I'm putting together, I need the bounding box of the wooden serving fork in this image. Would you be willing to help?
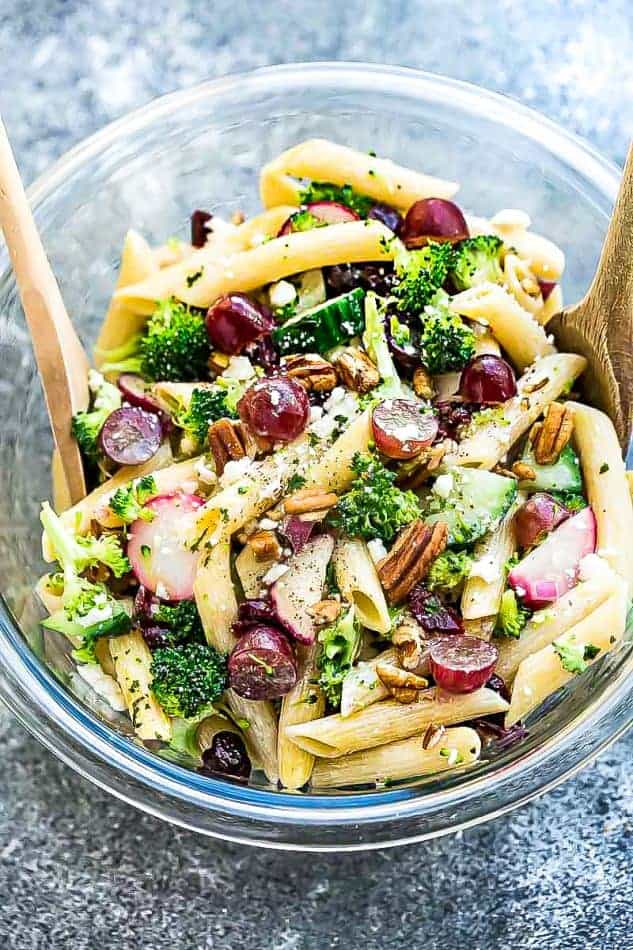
[549,145,633,453]
[0,116,89,505]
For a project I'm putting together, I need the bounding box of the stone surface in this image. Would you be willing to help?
[1,1,633,946]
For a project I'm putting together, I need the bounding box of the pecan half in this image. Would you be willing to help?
[332,347,380,394]
[397,442,448,491]
[422,723,446,750]
[283,353,338,392]
[530,403,573,465]
[208,419,257,475]
[412,365,435,400]
[392,614,428,674]
[376,660,428,703]
[308,599,342,626]
[511,460,536,481]
[378,520,449,605]
[284,487,338,515]
[247,529,282,562]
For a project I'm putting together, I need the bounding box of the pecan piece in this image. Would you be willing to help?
[397,442,448,491]
[530,403,573,465]
[376,660,428,703]
[392,613,428,674]
[283,353,338,392]
[378,520,449,605]
[284,487,338,515]
[308,599,342,626]
[412,365,435,400]
[511,460,536,481]
[208,418,257,475]
[422,723,446,750]
[332,347,380,394]
[208,350,231,376]
[247,529,282,562]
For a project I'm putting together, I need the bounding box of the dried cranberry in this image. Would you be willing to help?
[324,262,396,298]
[384,311,421,373]
[434,401,475,441]
[141,625,172,650]
[471,719,528,750]
[408,585,463,634]
[486,673,511,703]
[538,279,557,302]
[244,335,280,375]
[200,731,251,781]
[191,209,212,248]
[368,202,403,234]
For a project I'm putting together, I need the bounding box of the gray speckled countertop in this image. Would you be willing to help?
[2,1,633,947]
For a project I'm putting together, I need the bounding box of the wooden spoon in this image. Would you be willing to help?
[0,116,88,505]
[549,144,633,453]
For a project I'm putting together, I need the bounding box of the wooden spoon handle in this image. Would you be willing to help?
[0,116,88,504]
[583,143,633,438]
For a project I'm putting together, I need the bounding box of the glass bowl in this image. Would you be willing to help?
[0,63,630,851]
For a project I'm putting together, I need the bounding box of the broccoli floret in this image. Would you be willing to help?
[419,293,476,374]
[426,549,473,595]
[41,501,130,580]
[287,209,327,232]
[549,491,587,513]
[298,181,373,217]
[71,369,122,464]
[152,599,206,646]
[109,475,157,524]
[102,299,210,382]
[177,384,240,445]
[552,637,600,675]
[150,643,228,718]
[494,589,531,639]
[328,452,422,544]
[361,292,404,401]
[450,235,504,291]
[393,241,455,317]
[42,576,131,662]
[317,604,362,708]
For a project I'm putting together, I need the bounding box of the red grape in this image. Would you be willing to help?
[191,209,212,247]
[401,198,469,248]
[513,493,570,549]
[368,202,403,233]
[99,406,162,466]
[372,399,438,459]
[459,355,517,404]
[238,375,309,442]
[428,635,498,693]
[228,625,297,699]
[206,293,275,355]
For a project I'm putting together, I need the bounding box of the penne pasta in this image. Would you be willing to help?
[466,211,565,280]
[449,283,556,371]
[495,557,620,683]
[506,583,628,726]
[109,630,172,741]
[461,494,524,634]
[117,220,395,313]
[502,253,544,319]
[339,647,395,717]
[568,401,633,595]
[446,353,587,470]
[311,726,481,788]
[333,538,391,635]
[278,644,326,790]
[286,687,508,758]
[194,541,279,783]
[259,138,458,211]
[94,229,158,366]
[540,283,563,325]
[304,410,373,494]
[234,543,275,598]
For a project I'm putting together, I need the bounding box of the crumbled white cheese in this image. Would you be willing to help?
[195,457,218,486]
[222,356,256,381]
[258,517,278,531]
[76,663,127,712]
[310,387,360,440]
[367,538,388,564]
[220,457,253,487]
[268,279,297,309]
[433,473,454,499]
[309,406,324,423]
[262,562,290,585]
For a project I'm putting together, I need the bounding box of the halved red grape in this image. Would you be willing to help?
[368,202,403,233]
[232,599,281,637]
[372,399,439,459]
[538,279,557,302]
[191,209,212,247]
[201,731,251,781]
[228,625,297,699]
[278,201,359,235]
[238,375,309,442]
[117,373,162,413]
[99,406,162,466]
[513,493,570,550]
[428,635,499,693]
[459,355,517,405]
[408,586,463,634]
[401,198,469,248]
[127,493,205,600]
[206,293,275,355]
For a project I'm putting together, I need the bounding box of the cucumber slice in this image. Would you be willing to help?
[42,607,132,644]
[423,467,517,546]
[272,288,366,355]
[518,444,582,493]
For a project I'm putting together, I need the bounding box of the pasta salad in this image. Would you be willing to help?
[37,139,633,791]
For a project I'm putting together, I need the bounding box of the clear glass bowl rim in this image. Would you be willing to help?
[0,61,629,850]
